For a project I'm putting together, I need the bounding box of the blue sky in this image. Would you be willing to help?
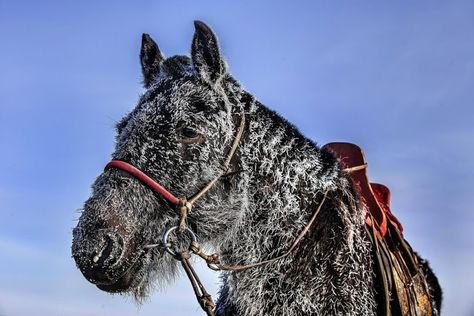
[0,1,473,315]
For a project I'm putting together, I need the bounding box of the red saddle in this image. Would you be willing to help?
[370,183,403,236]
[322,142,403,240]
[323,143,434,315]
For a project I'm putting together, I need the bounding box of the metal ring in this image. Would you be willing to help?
[162,226,198,257]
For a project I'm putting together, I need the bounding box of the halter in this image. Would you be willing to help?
[105,110,246,234]
[104,110,330,316]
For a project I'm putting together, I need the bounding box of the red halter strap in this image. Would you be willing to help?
[104,110,246,214]
[104,160,180,205]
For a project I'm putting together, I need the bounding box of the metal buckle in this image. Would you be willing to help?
[162,226,198,257]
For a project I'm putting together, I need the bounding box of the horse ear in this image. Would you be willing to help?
[140,33,164,88]
[191,20,226,83]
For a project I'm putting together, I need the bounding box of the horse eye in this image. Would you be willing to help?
[181,127,199,139]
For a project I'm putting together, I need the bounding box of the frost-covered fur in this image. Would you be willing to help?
[73,21,389,315]
[213,100,376,315]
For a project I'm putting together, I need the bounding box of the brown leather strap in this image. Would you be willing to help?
[342,163,368,173]
[187,110,246,206]
[366,223,391,316]
[179,252,216,316]
[192,190,329,272]
[177,110,246,231]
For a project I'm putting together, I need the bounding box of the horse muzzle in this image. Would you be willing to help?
[72,227,133,288]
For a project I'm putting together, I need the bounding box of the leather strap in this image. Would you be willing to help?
[191,191,329,272]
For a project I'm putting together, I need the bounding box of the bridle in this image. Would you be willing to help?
[104,110,329,316]
[106,109,246,234]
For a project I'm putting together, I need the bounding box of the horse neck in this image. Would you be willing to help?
[214,100,377,315]
[219,100,343,261]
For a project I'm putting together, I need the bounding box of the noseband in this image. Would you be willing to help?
[105,109,245,237]
[104,110,330,316]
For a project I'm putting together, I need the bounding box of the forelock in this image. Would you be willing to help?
[160,55,193,80]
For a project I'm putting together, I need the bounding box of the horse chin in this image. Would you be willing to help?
[96,253,147,294]
[93,244,179,299]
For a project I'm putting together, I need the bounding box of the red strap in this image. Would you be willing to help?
[105,160,180,205]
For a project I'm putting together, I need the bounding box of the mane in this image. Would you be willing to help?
[208,93,377,315]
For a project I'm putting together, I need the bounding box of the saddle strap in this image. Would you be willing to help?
[368,220,434,316]
[366,223,391,316]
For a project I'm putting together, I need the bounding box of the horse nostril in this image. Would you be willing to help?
[92,236,112,265]
[92,232,124,268]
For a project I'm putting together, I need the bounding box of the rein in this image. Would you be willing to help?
[104,110,330,316]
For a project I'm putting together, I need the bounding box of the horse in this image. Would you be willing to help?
[72,21,441,315]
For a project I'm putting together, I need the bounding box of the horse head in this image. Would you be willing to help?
[72,21,248,298]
